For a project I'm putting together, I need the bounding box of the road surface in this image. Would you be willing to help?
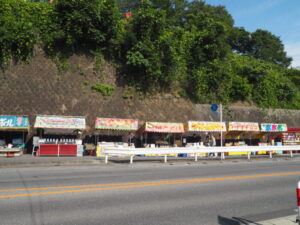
[0,159,299,225]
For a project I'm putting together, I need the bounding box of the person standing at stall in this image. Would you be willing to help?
[192,134,201,145]
[195,134,201,145]
[204,134,210,147]
[205,134,213,157]
[211,134,216,157]
[128,132,136,147]
[208,133,216,157]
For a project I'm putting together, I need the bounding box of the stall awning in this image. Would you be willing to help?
[288,127,300,132]
[95,118,138,130]
[143,122,184,133]
[260,123,287,132]
[0,116,29,130]
[34,115,86,129]
[186,121,226,132]
[228,122,260,131]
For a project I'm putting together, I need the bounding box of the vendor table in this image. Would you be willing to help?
[0,147,23,157]
[38,144,77,156]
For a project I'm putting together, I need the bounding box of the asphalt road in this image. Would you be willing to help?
[1,159,300,225]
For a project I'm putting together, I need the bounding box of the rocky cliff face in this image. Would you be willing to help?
[0,48,299,129]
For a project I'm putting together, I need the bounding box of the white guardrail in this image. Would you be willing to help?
[103,145,300,164]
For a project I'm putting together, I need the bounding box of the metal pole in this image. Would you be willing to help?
[22,131,25,151]
[96,135,99,146]
[220,104,223,159]
[220,104,223,147]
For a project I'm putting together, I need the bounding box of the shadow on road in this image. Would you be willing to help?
[218,215,260,225]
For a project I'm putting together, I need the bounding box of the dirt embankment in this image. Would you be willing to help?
[0,48,299,129]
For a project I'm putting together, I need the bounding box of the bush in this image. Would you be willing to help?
[91,83,115,96]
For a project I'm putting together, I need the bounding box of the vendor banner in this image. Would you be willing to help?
[228,122,260,131]
[0,116,29,129]
[144,122,184,133]
[260,123,287,132]
[95,118,138,130]
[187,121,226,132]
[34,115,86,129]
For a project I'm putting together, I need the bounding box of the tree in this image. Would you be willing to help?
[228,27,251,54]
[183,1,233,29]
[124,0,167,90]
[54,0,121,54]
[285,68,300,88]
[249,29,292,67]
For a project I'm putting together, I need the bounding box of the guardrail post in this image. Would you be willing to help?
[164,155,167,163]
[105,154,108,164]
[269,151,273,159]
[290,151,294,158]
[130,155,134,164]
[247,152,251,160]
[195,154,198,162]
[221,152,225,160]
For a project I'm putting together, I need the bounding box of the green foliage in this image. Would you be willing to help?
[229,28,292,67]
[0,0,299,109]
[122,92,133,99]
[55,54,69,74]
[54,0,122,54]
[228,27,251,54]
[94,51,104,73]
[91,83,115,96]
[249,29,292,67]
[0,0,39,66]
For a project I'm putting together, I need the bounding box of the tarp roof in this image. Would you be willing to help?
[95,118,138,131]
[143,122,184,133]
[0,115,29,130]
[34,115,86,130]
[186,121,226,132]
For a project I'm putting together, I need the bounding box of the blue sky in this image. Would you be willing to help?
[204,0,300,67]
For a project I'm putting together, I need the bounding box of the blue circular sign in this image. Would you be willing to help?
[211,104,218,112]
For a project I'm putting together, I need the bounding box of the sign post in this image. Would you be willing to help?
[211,104,224,159]
[220,104,223,147]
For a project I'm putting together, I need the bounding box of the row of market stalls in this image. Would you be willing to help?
[0,114,299,157]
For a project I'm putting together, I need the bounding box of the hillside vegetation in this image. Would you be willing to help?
[1,0,300,109]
